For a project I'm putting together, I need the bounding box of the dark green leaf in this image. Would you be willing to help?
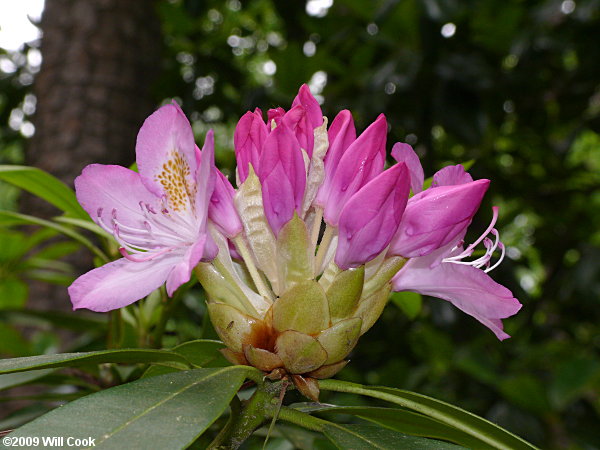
[0,165,87,219]
[323,423,463,449]
[0,211,109,262]
[315,406,484,449]
[1,309,106,333]
[8,367,252,449]
[318,380,537,450]
[0,349,191,375]
[0,369,54,391]
[172,339,231,368]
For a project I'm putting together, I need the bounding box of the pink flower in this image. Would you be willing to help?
[314,110,356,208]
[321,114,388,226]
[257,122,306,235]
[209,168,243,238]
[392,207,522,340]
[335,163,410,269]
[390,155,490,258]
[68,103,217,312]
[386,151,521,340]
[234,109,268,183]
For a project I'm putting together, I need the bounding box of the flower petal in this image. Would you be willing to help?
[165,234,207,296]
[390,179,490,258]
[209,169,243,238]
[323,114,387,225]
[314,110,356,207]
[136,103,197,207]
[69,254,180,312]
[432,164,473,187]
[336,163,410,269]
[74,164,159,229]
[234,110,268,183]
[290,84,323,157]
[392,258,522,340]
[195,130,217,231]
[391,142,424,194]
[258,123,306,235]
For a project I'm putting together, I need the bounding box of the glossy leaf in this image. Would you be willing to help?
[313,406,485,448]
[318,379,537,450]
[323,423,463,449]
[0,165,88,219]
[0,211,109,262]
[7,367,252,448]
[0,349,191,375]
[0,369,54,391]
[170,339,230,368]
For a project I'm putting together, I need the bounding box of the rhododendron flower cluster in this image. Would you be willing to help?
[69,85,521,399]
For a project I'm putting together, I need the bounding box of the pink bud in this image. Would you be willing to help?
[389,179,490,258]
[268,107,285,127]
[209,169,243,238]
[258,123,306,236]
[290,84,323,157]
[234,110,268,183]
[314,110,356,208]
[391,142,424,194]
[323,114,387,226]
[335,163,410,269]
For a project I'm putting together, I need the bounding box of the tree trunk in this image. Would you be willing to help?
[27,0,162,201]
[22,0,162,306]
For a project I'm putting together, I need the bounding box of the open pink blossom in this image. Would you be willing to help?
[68,103,217,312]
[392,207,522,340]
[389,153,490,258]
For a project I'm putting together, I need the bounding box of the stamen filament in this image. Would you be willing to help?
[233,235,274,301]
[314,225,335,276]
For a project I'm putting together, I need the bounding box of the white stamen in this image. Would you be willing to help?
[442,207,506,273]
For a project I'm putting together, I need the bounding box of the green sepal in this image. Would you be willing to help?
[317,317,362,364]
[273,280,330,335]
[307,360,349,379]
[244,346,283,372]
[207,303,261,353]
[354,283,392,335]
[275,330,328,374]
[362,256,406,299]
[325,265,365,321]
[276,212,313,289]
[234,166,280,293]
[195,263,254,316]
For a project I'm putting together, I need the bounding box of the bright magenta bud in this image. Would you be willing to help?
[209,169,243,238]
[322,114,387,226]
[314,110,356,208]
[258,123,306,236]
[390,178,490,258]
[289,83,323,157]
[335,163,410,269]
[234,109,268,183]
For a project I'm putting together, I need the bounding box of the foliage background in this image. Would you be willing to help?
[1,0,599,448]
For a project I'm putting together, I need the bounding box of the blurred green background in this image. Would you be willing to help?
[1,0,599,448]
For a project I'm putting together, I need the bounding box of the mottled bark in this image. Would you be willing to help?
[22,0,161,305]
[26,0,161,202]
